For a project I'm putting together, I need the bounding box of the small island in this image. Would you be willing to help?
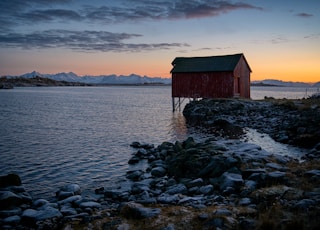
[0,76,91,89]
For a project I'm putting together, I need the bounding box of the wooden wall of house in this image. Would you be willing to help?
[172,72,234,98]
[234,56,251,98]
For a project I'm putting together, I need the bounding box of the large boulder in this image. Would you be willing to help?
[219,172,244,192]
[0,191,23,209]
[21,206,62,226]
[0,174,21,188]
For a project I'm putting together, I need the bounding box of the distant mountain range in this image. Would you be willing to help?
[2,71,319,87]
[251,79,319,87]
[4,71,171,85]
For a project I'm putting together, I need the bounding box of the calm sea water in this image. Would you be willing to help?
[0,86,313,198]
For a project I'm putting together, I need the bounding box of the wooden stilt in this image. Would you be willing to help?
[172,97,175,112]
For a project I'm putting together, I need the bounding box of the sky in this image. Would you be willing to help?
[0,0,319,82]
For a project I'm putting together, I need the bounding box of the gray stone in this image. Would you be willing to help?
[0,191,23,209]
[33,199,49,208]
[188,186,199,194]
[20,192,32,204]
[0,207,22,218]
[131,181,151,194]
[198,213,209,220]
[3,215,21,225]
[304,187,320,199]
[222,187,235,195]
[242,169,266,180]
[244,180,257,191]
[56,191,74,200]
[165,184,187,195]
[136,148,149,158]
[21,206,62,223]
[0,174,22,187]
[104,190,122,199]
[154,179,167,189]
[151,166,167,177]
[136,190,150,200]
[62,212,89,219]
[130,141,141,148]
[204,217,224,229]
[304,169,320,177]
[126,170,144,181]
[219,172,243,191]
[60,184,81,195]
[199,157,226,177]
[150,159,167,168]
[239,218,257,230]
[247,172,266,186]
[241,180,257,196]
[178,196,204,205]
[166,178,177,187]
[186,178,203,188]
[162,224,175,230]
[140,143,154,149]
[58,195,82,205]
[121,202,160,219]
[266,171,287,184]
[293,199,316,210]
[214,208,232,216]
[8,185,26,193]
[199,185,214,195]
[157,194,180,204]
[239,198,251,206]
[266,162,287,171]
[79,201,101,209]
[136,197,157,205]
[60,205,77,216]
[128,156,140,164]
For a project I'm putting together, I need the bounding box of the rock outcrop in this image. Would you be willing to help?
[183,98,320,149]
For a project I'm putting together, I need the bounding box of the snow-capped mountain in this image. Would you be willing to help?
[4,72,318,87]
[313,82,320,88]
[6,71,172,85]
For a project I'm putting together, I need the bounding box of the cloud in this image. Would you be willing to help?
[0,0,261,52]
[304,33,320,39]
[193,46,233,51]
[168,1,263,19]
[295,13,313,18]
[0,0,263,30]
[0,30,189,52]
[269,35,289,44]
[21,9,83,22]
[0,0,74,32]
[83,0,263,22]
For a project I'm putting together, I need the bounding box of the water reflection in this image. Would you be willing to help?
[170,112,188,141]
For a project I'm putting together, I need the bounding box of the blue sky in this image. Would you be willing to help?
[0,0,319,82]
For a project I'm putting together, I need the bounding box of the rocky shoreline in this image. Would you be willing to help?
[183,97,320,149]
[1,98,320,229]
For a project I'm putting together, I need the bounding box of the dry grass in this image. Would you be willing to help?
[265,97,320,111]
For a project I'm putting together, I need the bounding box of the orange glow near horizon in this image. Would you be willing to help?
[2,49,319,83]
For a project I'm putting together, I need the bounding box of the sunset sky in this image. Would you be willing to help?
[0,0,319,82]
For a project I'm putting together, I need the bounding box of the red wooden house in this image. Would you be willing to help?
[171,53,251,111]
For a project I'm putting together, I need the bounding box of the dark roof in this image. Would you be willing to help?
[171,53,251,73]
